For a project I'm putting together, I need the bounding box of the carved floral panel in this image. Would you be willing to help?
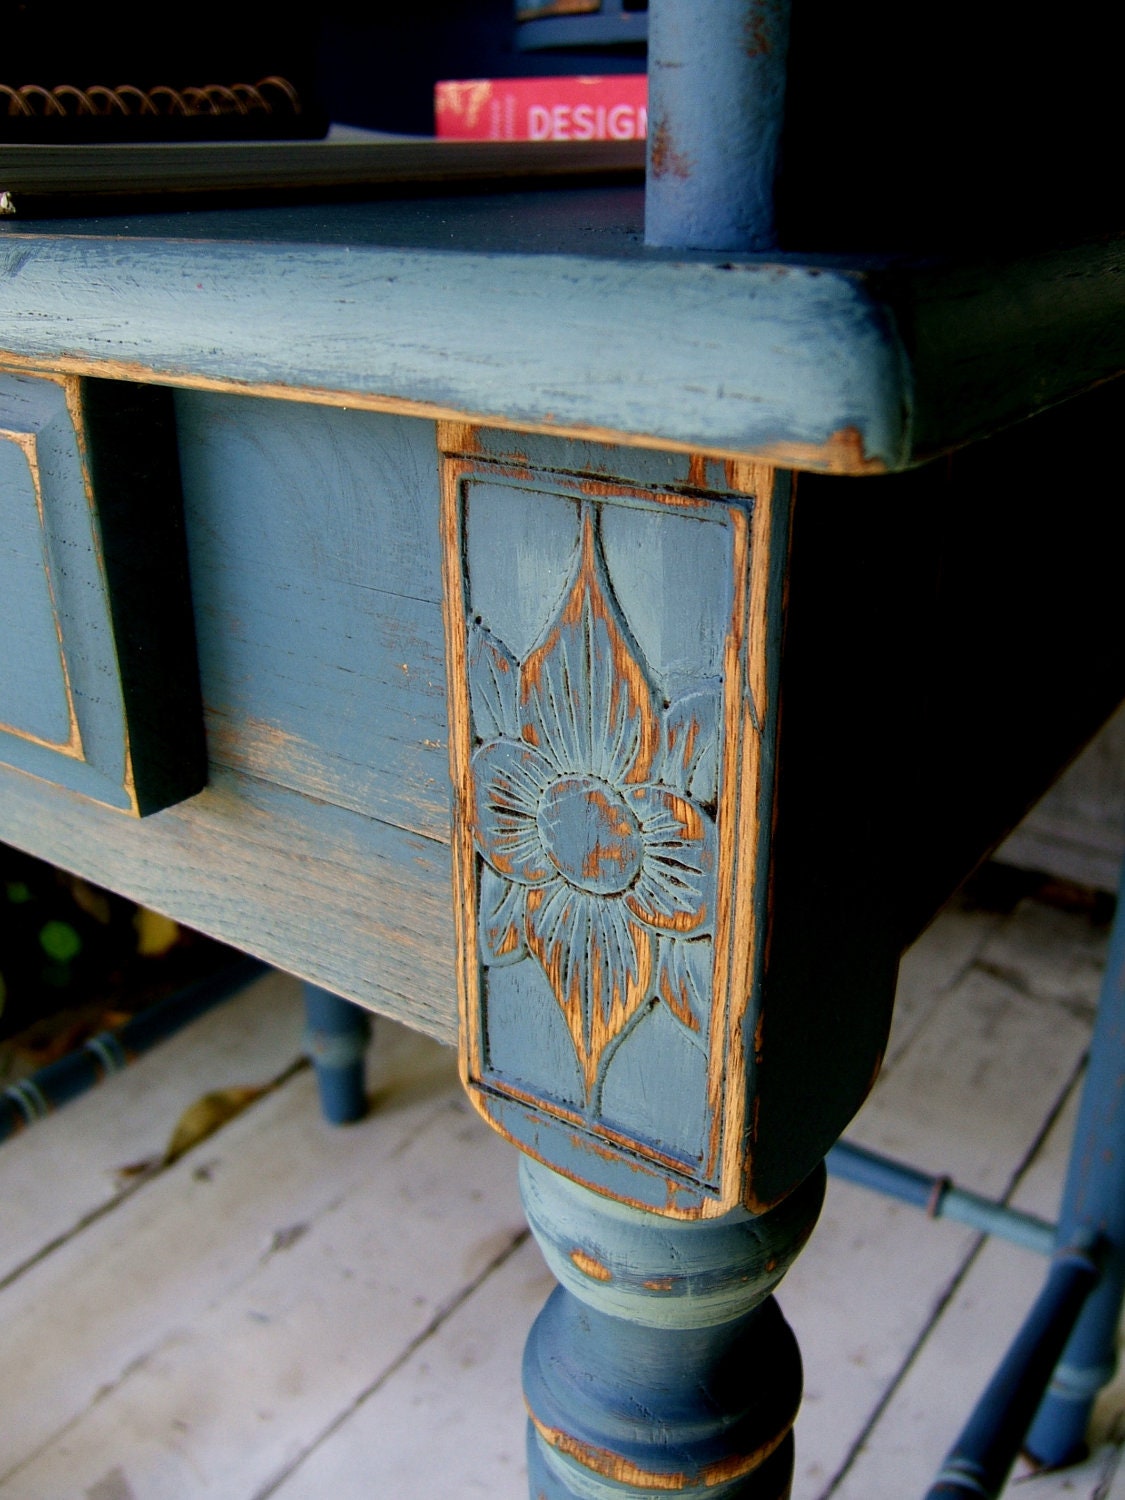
[443,446,776,1212]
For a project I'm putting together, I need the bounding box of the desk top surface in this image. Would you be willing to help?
[0,186,1122,475]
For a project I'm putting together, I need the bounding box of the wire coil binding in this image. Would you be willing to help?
[0,77,303,119]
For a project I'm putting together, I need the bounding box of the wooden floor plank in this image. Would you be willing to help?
[825,908,1125,1500]
[844,913,1098,1196]
[266,1238,549,1500]
[883,901,1007,1071]
[3,1089,524,1499]
[0,968,304,1287]
[825,1084,1081,1498]
[0,893,1113,1500]
[783,896,1107,1498]
[0,1018,499,1495]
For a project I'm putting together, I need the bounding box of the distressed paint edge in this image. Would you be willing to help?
[469,1088,723,1219]
[718,462,782,1212]
[63,374,141,814]
[439,428,779,1219]
[529,1411,793,1492]
[0,409,85,760]
[439,435,483,1095]
[0,353,897,478]
[740,471,796,1216]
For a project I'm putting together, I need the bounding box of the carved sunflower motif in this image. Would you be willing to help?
[468,505,719,1097]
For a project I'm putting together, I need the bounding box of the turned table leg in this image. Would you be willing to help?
[439,435,899,1497]
[301,983,371,1126]
[520,1156,825,1499]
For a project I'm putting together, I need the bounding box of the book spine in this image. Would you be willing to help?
[435,76,647,143]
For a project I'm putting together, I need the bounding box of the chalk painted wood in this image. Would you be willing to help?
[0,967,303,1288]
[0,212,1121,474]
[302,985,371,1126]
[0,371,203,813]
[444,439,783,1215]
[1024,867,1125,1466]
[176,393,450,839]
[521,1154,823,1497]
[0,760,458,1040]
[646,0,792,251]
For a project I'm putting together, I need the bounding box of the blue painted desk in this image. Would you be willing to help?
[0,190,1123,1496]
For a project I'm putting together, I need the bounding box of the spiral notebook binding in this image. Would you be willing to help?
[0,77,304,120]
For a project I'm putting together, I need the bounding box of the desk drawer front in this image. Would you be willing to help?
[0,372,204,814]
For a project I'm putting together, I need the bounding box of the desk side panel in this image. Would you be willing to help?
[0,761,458,1041]
[747,381,1125,1208]
[174,392,451,841]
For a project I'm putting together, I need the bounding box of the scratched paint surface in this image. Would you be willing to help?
[0,223,911,471]
[0,408,73,747]
[0,372,132,806]
[448,459,766,1204]
[470,502,719,1102]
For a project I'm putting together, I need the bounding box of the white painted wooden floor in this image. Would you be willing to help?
[2,888,1124,1500]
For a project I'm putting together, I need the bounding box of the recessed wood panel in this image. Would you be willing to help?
[0,416,79,752]
[443,438,786,1217]
[0,371,204,814]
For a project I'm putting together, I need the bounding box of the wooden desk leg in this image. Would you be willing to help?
[1025,861,1125,1467]
[302,984,371,1126]
[520,1156,824,1499]
[440,439,897,1497]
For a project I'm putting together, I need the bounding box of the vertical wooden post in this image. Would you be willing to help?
[302,984,371,1126]
[645,0,792,251]
[521,1156,824,1498]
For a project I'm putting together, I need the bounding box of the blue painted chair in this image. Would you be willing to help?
[922,863,1125,1496]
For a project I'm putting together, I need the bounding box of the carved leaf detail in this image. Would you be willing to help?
[656,936,714,1046]
[469,503,720,1098]
[467,622,520,741]
[662,688,722,804]
[479,864,528,966]
[520,507,661,786]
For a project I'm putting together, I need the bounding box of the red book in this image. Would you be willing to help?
[435,75,647,143]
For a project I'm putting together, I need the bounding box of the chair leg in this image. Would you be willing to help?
[1025,864,1125,1467]
[302,983,372,1126]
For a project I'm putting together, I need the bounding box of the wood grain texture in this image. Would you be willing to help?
[176,392,448,839]
[0,370,204,813]
[444,439,782,1217]
[0,759,458,1041]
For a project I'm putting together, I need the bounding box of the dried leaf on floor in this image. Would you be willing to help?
[163,1085,265,1165]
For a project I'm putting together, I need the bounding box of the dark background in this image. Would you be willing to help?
[0,2,1118,255]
